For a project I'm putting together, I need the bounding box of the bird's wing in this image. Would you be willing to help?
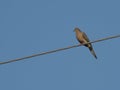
[82,32,90,42]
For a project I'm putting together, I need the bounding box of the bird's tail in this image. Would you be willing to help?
[88,46,97,59]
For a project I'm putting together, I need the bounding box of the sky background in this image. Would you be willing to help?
[0,0,120,90]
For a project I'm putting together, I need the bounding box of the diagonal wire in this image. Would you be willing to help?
[0,34,120,65]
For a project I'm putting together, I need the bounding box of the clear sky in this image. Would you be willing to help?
[0,0,120,90]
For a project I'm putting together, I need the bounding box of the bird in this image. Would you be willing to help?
[74,27,97,59]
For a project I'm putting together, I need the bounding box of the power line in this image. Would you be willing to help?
[0,34,120,65]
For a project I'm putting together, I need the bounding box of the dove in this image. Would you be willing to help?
[74,27,97,59]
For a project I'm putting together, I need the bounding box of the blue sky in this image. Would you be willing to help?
[0,0,120,90]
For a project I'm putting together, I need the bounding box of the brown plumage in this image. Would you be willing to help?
[74,27,97,59]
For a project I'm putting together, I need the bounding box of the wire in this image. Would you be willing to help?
[0,34,120,65]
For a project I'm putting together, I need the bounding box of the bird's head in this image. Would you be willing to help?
[73,27,81,32]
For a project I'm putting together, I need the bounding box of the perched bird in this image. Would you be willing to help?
[74,27,97,59]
